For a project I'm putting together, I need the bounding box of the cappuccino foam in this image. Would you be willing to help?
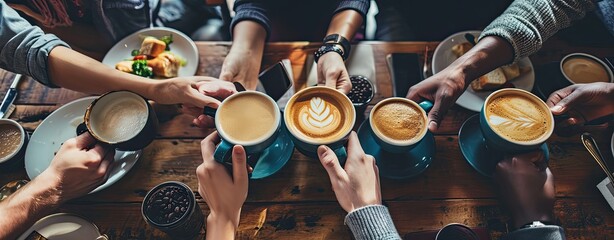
[218,93,277,143]
[0,124,21,159]
[562,56,610,83]
[288,90,351,143]
[90,98,148,143]
[486,94,551,142]
[372,100,425,142]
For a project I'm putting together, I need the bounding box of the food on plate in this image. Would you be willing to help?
[451,42,527,91]
[114,35,185,78]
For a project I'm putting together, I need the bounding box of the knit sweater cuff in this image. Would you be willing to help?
[344,205,401,240]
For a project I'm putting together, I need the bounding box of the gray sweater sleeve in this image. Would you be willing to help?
[480,0,595,62]
[0,0,69,87]
[502,226,566,240]
[344,205,402,240]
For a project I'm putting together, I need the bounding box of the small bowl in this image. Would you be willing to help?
[0,119,28,167]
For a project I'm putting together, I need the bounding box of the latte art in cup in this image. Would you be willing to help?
[285,87,355,144]
[485,93,552,143]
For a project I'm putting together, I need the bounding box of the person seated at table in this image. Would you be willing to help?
[0,133,114,240]
[6,0,224,59]
[218,0,369,93]
[0,0,235,127]
[197,130,565,239]
[404,0,612,132]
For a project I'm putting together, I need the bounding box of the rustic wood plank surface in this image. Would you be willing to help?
[1,39,614,239]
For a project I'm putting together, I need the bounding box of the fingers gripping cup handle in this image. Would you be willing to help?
[333,146,347,165]
[418,100,433,113]
[213,140,233,164]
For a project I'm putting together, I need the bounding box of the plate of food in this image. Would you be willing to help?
[102,27,198,78]
[24,97,141,194]
[432,30,535,112]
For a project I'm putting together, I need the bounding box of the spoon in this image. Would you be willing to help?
[581,133,614,185]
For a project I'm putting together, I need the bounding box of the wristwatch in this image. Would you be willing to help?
[323,34,351,59]
[314,44,345,63]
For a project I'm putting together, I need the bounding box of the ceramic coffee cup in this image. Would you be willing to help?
[369,97,433,153]
[284,86,356,159]
[0,119,28,166]
[77,91,158,151]
[203,91,282,163]
[435,223,479,240]
[480,88,554,153]
[560,53,614,84]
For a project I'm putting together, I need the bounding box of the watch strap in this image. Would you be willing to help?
[314,44,344,63]
[323,34,351,60]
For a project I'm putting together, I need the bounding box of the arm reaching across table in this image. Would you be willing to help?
[0,133,114,240]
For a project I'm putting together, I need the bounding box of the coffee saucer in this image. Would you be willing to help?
[356,120,434,179]
[458,114,549,177]
[25,97,141,194]
[250,120,294,179]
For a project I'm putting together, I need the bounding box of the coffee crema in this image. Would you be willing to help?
[218,93,277,143]
[562,56,610,83]
[486,94,551,142]
[90,98,148,143]
[287,88,353,143]
[372,100,425,142]
[0,124,21,159]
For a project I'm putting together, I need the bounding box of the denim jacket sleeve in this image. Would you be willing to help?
[231,0,370,41]
[0,0,69,87]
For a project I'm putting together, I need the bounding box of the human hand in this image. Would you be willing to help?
[493,151,555,229]
[317,132,381,213]
[317,52,352,94]
[41,132,115,202]
[219,47,262,90]
[197,132,249,237]
[406,67,466,132]
[186,78,237,128]
[547,83,614,133]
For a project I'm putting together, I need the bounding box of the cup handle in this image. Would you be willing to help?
[333,146,347,166]
[76,122,89,136]
[418,100,434,113]
[214,139,233,164]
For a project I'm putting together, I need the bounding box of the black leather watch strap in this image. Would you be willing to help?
[314,44,344,63]
[323,34,351,60]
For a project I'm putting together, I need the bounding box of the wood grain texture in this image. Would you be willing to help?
[1,39,614,239]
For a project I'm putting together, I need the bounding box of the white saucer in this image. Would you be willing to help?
[18,213,105,240]
[432,30,535,112]
[24,97,141,194]
[102,27,198,77]
[611,131,614,159]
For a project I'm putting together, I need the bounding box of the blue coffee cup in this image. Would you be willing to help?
[283,86,356,160]
[368,97,433,153]
[479,88,554,153]
[204,91,282,163]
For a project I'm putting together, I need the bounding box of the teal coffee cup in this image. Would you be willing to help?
[479,88,554,153]
[369,97,433,153]
[284,86,356,159]
[205,91,282,163]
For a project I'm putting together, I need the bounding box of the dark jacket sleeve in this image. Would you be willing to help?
[502,226,566,240]
[231,0,370,40]
[0,0,69,87]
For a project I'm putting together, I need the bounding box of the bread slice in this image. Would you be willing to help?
[139,37,167,57]
[115,61,134,73]
[147,52,179,78]
[501,63,520,80]
[471,68,507,91]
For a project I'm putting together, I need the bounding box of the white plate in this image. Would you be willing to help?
[432,30,535,112]
[18,213,104,240]
[25,97,141,194]
[102,27,198,77]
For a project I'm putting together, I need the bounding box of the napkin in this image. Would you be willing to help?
[597,175,614,212]
[306,44,376,87]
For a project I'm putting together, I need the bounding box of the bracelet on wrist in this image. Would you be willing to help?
[314,44,345,63]
[323,34,351,59]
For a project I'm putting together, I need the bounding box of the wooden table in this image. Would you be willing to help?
[1,40,614,239]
